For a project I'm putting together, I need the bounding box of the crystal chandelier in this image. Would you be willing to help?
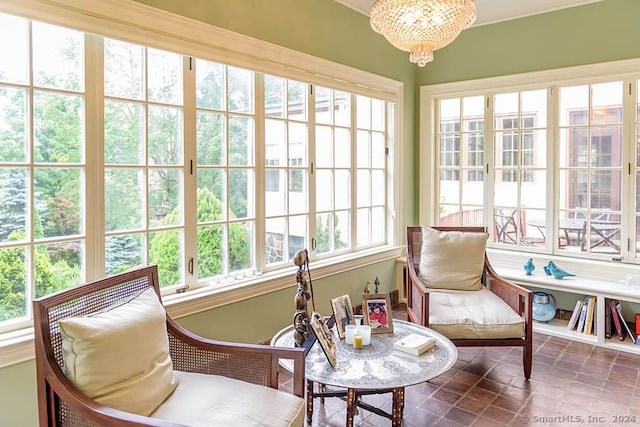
[370,0,477,67]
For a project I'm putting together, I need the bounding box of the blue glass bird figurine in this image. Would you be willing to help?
[548,262,575,280]
[523,258,535,275]
[543,260,556,276]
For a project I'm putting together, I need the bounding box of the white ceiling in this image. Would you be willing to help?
[334,0,604,26]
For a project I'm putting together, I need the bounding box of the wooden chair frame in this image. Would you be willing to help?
[34,265,305,426]
[406,226,533,380]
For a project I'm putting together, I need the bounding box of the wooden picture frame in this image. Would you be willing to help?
[310,312,337,367]
[330,294,356,339]
[362,293,393,333]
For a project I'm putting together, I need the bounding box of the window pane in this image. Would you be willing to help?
[228,66,253,114]
[148,168,182,227]
[316,170,333,211]
[0,87,27,162]
[0,246,27,321]
[335,128,351,168]
[148,106,183,166]
[0,14,28,85]
[0,168,28,243]
[315,126,333,168]
[356,96,371,129]
[335,170,350,210]
[149,229,182,287]
[104,101,145,165]
[34,92,83,163]
[197,224,225,278]
[147,48,182,105]
[197,111,225,166]
[34,241,82,298]
[229,116,254,166]
[106,233,144,275]
[229,221,253,273]
[34,168,82,238]
[197,171,225,219]
[265,74,285,118]
[288,80,306,121]
[105,168,144,232]
[315,86,332,124]
[196,60,225,110]
[334,91,351,127]
[229,169,253,219]
[32,22,83,91]
[560,85,588,126]
[104,39,144,100]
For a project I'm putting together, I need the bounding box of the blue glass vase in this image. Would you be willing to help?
[532,292,557,323]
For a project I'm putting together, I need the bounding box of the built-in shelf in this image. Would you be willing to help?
[490,254,640,355]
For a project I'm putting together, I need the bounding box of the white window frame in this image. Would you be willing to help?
[420,58,640,268]
[0,0,404,368]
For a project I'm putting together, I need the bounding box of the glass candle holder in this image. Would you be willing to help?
[359,325,372,346]
[345,324,358,345]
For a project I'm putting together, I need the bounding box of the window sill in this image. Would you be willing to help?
[487,248,640,300]
[0,245,402,369]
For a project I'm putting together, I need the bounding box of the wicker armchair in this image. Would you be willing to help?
[33,265,305,426]
[406,226,533,379]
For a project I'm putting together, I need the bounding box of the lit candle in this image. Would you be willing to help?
[353,334,362,349]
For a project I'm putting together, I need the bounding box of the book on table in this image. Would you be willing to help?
[394,333,436,356]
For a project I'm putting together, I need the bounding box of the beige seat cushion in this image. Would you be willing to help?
[428,287,525,339]
[419,226,488,291]
[58,287,178,416]
[151,370,305,427]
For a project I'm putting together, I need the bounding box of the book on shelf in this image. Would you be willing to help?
[584,295,596,335]
[604,298,612,339]
[576,296,590,333]
[393,333,436,356]
[567,298,584,331]
[610,299,626,341]
[616,302,637,343]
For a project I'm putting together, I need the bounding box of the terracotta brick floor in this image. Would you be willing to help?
[278,305,640,426]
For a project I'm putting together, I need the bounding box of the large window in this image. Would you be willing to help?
[424,67,640,263]
[0,17,85,327]
[0,11,397,333]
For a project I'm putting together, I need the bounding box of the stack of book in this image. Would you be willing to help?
[393,333,436,356]
[566,295,596,335]
[605,298,637,343]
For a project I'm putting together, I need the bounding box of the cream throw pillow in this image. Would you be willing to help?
[418,226,488,291]
[59,287,178,416]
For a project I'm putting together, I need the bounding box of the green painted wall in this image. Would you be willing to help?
[417,0,640,85]
[2,1,640,425]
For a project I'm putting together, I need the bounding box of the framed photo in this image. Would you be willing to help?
[362,293,393,333]
[310,312,337,367]
[330,294,356,339]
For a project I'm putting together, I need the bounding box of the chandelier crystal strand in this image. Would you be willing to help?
[370,0,477,67]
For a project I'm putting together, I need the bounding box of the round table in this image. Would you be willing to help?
[271,319,457,426]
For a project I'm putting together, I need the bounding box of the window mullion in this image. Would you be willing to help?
[254,73,266,272]
[484,94,494,233]
[85,34,104,281]
[308,84,317,257]
[183,56,197,288]
[546,86,559,253]
[623,79,636,259]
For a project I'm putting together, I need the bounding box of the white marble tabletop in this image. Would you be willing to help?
[271,319,458,390]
